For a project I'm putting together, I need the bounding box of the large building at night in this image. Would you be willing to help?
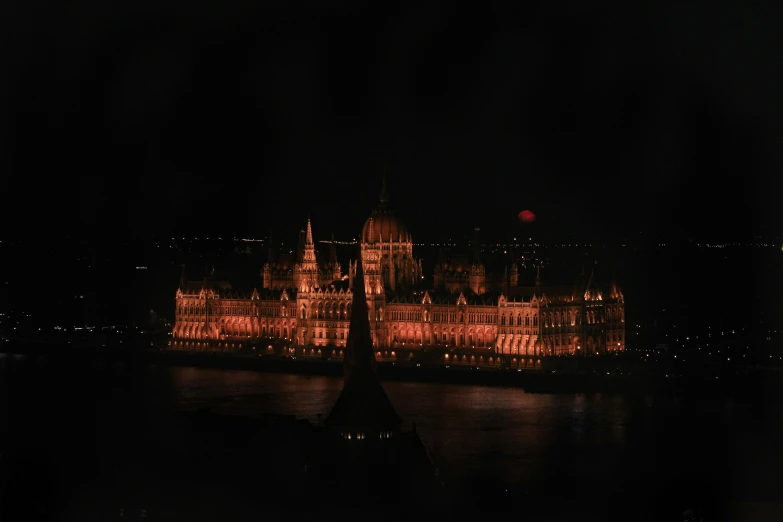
[172,178,626,367]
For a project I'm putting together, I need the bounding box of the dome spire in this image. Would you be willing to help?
[379,169,389,205]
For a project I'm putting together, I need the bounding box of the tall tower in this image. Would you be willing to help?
[293,219,320,291]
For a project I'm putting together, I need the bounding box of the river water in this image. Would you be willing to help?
[1,356,782,520]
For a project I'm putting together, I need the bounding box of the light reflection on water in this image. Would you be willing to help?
[162,367,638,489]
[2,358,782,505]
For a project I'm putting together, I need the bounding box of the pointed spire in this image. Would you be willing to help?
[344,245,375,383]
[536,264,542,286]
[584,266,598,299]
[305,218,313,246]
[380,169,389,205]
[326,244,401,430]
[610,266,620,298]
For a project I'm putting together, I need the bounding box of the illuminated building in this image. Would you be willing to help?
[172,177,625,364]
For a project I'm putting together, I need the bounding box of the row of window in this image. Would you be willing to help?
[177,305,293,317]
[177,308,624,327]
[177,309,623,325]
[389,310,500,323]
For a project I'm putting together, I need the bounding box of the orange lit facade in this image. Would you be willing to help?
[172,180,625,360]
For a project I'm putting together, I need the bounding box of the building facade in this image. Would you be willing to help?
[172,179,625,363]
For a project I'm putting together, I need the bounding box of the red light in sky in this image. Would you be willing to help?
[518,210,536,223]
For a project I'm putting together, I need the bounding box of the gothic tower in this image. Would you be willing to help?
[293,219,320,291]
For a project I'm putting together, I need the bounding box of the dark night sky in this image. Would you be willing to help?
[4,1,782,243]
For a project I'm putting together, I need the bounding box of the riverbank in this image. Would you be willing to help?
[0,340,641,391]
[2,340,780,398]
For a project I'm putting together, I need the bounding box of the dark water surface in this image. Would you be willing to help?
[1,355,782,520]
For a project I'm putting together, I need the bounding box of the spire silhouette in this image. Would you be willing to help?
[343,245,375,383]
[325,243,401,429]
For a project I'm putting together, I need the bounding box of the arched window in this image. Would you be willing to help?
[525,315,530,326]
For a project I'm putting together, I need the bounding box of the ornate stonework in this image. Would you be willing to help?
[172,178,625,366]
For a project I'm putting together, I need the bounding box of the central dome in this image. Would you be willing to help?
[362,208,410,244]
[361,174,411,244]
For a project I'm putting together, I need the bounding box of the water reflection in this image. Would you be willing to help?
[158,369,643,494]
[1,360,781,515]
